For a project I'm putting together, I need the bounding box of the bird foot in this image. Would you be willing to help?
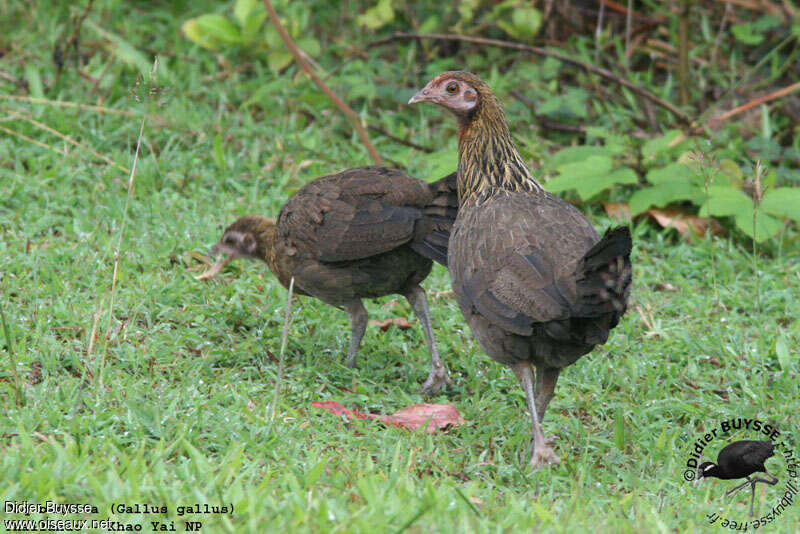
[420,366,452,395]
[529,444,560,469]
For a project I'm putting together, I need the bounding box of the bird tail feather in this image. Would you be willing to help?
[574,226,633,319]
[411,172,458,266]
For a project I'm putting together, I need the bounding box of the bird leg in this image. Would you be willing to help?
[534,367,560,425]
[343,300,368,369]
[403,285,452,395]
[725,477,752,498]
[511,361,560,468]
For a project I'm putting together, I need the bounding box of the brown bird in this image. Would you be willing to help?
[409,72,632,466]
[198,166,458,394]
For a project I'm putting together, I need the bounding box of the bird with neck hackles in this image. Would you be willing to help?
[409,71,633,467]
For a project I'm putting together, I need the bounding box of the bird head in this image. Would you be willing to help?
[408,71,490,118]
[196,216,276,280]
[695,461,716,485]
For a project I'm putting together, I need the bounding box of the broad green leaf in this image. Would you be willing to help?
[698,186,752,218]
[498,7,542,40]
[555,154,613,179]
[234,0,259,26]
[761,187,800,222]
[641,129,684,158]
[574,168,638,200]
[733,210,784,242]
[549,146,617,168]
[645,162,697,186]
[267,49,293,72]
[183,15,241,50]
[297,37,321,58]
[241,9,267,44]
[356,0,394,30]
[628,181,701,216]
[775,331,790,371]
[717,159,743,188]
[423,147,458,180]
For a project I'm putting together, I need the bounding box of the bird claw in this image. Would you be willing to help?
[529,444,560,469]
[420,367,452,395]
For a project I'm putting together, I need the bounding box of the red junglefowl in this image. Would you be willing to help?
[409,72,632,466]
[198,166,458,394]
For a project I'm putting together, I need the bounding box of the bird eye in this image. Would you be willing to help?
[446,82,458,94]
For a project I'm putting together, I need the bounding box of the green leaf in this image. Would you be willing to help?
[423,147,458,180]
[761,187,800,222]
[555,154,613,178]
[183,15,241,50]
[303,459,327,488]
[731,23,764,45]
[234,0,259,27]
[717,159,743,188]
[213,132,226,171]
[698,186,752,217]
[241,9,267,44]
[549,146,617,168]
[297,37,321,58]
[267,50,293,72]
[572,168,638,201]
[641,129,684,159]
[24,65,44,99]
[356,0,395,30]
[628,181,702,216]
[614,407,625,451]
[645,162,697,186]
[775,331,790,371]
[497,7,542,40]
[733,210,784,242]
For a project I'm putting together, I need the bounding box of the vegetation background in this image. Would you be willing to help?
[1,0,798,531]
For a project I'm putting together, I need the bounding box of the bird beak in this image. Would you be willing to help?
[408,86,435,105]
[195,254,232,281]
[693,475,702,487]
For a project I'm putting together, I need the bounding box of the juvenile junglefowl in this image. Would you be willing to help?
[199,166,458,394]
[409,72,632,466]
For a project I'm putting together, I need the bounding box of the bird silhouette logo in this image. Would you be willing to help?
[694,440,779,517]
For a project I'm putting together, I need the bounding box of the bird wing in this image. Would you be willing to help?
[278,167,434,263]
[734,441,775,468]
[452,191,599,335]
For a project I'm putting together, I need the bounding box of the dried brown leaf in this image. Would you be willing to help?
[646,208,724,240]
[311,401,465,434]
[604,202,631,221]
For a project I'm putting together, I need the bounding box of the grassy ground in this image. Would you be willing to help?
[1,2,799,532]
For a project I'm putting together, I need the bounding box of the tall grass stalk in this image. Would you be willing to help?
[98,59,158,388]
[266,277,295,437]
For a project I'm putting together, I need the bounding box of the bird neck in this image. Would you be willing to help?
[703,464,722,478]
[456,93,543,206]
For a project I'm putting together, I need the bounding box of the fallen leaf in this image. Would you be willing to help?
[604,202,631,221]
[646,208,724,240]
[311,401,464,434]
[701,357,723,367]
[380,404,465,433]
[368,317,417,332]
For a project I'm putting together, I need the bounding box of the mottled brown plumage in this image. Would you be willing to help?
[201,166,458,394]
[410,72,632,466]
